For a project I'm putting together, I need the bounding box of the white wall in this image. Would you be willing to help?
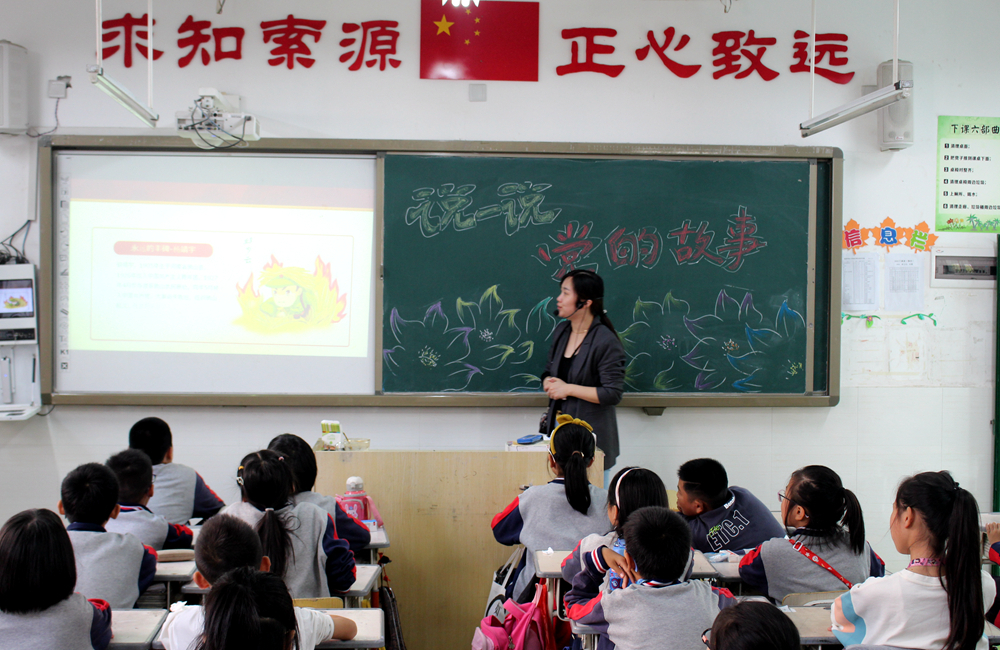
[0,0,996,571]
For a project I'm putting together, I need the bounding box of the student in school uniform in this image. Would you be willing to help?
[220,450,356,598]
[703,601,801,650]
[0,508,112,650]
[491,416,611,602]
[159,514,357,650]
[59,462,158,610]
[565,506,737,650]
[129,416,225,525]
[267,433,372,553]
[105,448,193,550]
[738,465,884,603]
[676,458,784,553]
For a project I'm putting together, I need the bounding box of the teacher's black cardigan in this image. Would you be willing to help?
[541,320,626,470]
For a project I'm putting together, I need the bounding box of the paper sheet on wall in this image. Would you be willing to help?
[842,251,879,311]
[884,253,925,312]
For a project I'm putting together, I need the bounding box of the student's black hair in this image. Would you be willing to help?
[622,506,691,582]
[709,601,801,650]
[550,421,596,515]
[560,269,618,337]
[895,471,983,650]
[787,465,866,554]
[60,462,119,524]
[237,450,296,579]
[607,466,668,537]
[106,448,153,504]
[267,433,317,493]
[129,416,173,465]
[677,458,730,510]
[196,566,299,650]
[0,509,77,614]
[195,515,264,585]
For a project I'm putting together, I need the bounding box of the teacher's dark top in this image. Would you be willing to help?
[542,320,626,470]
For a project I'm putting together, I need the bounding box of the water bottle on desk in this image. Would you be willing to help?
[342,476,368,520]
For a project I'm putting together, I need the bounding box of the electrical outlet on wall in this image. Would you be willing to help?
[47,75,71,99]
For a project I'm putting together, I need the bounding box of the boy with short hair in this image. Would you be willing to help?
[159,515,357,650]
[59,462,158,609]
[129,417,225,525]
[105,448,193,550]
[565,506,736,650]
[676,458,784,553]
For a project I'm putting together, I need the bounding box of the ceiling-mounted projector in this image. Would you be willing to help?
[177,88,259,148]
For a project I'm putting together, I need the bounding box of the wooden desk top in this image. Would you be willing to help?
[534,549,571,578]
[154,560,196,582]
[110,609,167,650]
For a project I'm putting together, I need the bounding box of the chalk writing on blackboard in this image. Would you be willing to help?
[534,221,602,279]
[605,225,663,270]
[404,181,561,238]
[666,206,767,272]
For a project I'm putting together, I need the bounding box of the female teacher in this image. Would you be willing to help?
[541,269,626,477]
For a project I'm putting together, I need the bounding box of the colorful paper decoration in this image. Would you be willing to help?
[901,313,937,326]
[842,219,937,253]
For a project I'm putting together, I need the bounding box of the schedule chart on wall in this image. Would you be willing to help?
[936,115,1000,233]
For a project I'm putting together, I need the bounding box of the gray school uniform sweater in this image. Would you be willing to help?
[106,505,169,549]
[220,501,342,598]
[492,480,610,601]
[739,530,883,603]
[0,593,112,650]
[148,463,198,525]
[67,527,145,609]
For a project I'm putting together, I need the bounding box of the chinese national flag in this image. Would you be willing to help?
[420,0,539,82]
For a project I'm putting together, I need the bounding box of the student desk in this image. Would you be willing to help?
[154,560,197,604]
[343,564,381,608]
[571,622,600,650]
[315,609,385,649]
[534,549,571,618]
[110,609,167,650]
[784,606,1000,645]
[151,609,383,650]
[691,551,719,579]
[361,526,390,565]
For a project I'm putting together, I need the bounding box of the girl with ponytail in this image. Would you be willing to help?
[219,450,356,599]
[196,567,299,650]
[833,471,997,650]
[541,269,626,481]
[492,415,611,603]
[738,465,883,603]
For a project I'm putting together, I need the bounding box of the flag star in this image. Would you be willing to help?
[474,30,480,36]
[465,39,470,44]
[474,17,480,23]
[465,8,471,14]
[434,15,454,35]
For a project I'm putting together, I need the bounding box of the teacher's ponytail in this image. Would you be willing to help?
[561,269,618,338]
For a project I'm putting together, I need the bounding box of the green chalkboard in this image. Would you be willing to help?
[383,154,826,395]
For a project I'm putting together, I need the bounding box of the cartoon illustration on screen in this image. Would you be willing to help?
[3,296,27,309]
[235,255,348,333]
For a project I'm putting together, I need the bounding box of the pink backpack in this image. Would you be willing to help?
[472,581,554,650]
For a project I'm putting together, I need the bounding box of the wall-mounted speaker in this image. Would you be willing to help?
[876,59,913,151]
[0,41,28,134]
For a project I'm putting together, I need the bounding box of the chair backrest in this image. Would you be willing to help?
[292,596,344,608]
[781,590,846,607]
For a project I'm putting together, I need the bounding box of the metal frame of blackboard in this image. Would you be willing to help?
[37,136,841,408]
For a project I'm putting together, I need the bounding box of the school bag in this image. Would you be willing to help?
[472,581,555,650]
[485,546,525,620]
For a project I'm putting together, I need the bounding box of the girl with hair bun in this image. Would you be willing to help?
[492,415,610,603]
[219,450,356,599]
[739,465,883,603]
[832,471,997,650]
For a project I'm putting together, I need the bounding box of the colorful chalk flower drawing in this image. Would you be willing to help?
[679,290,806,392]
[619,292,697,392]
[384,287,557,393]
[235,255,348,333]
[3,296,27,309]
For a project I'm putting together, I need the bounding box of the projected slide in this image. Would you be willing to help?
[68,201,373,358]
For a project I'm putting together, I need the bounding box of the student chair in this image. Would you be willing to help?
[781,590,846,607]
[292,596,344,608]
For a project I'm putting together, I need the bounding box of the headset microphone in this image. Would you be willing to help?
[552,300,587,318]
